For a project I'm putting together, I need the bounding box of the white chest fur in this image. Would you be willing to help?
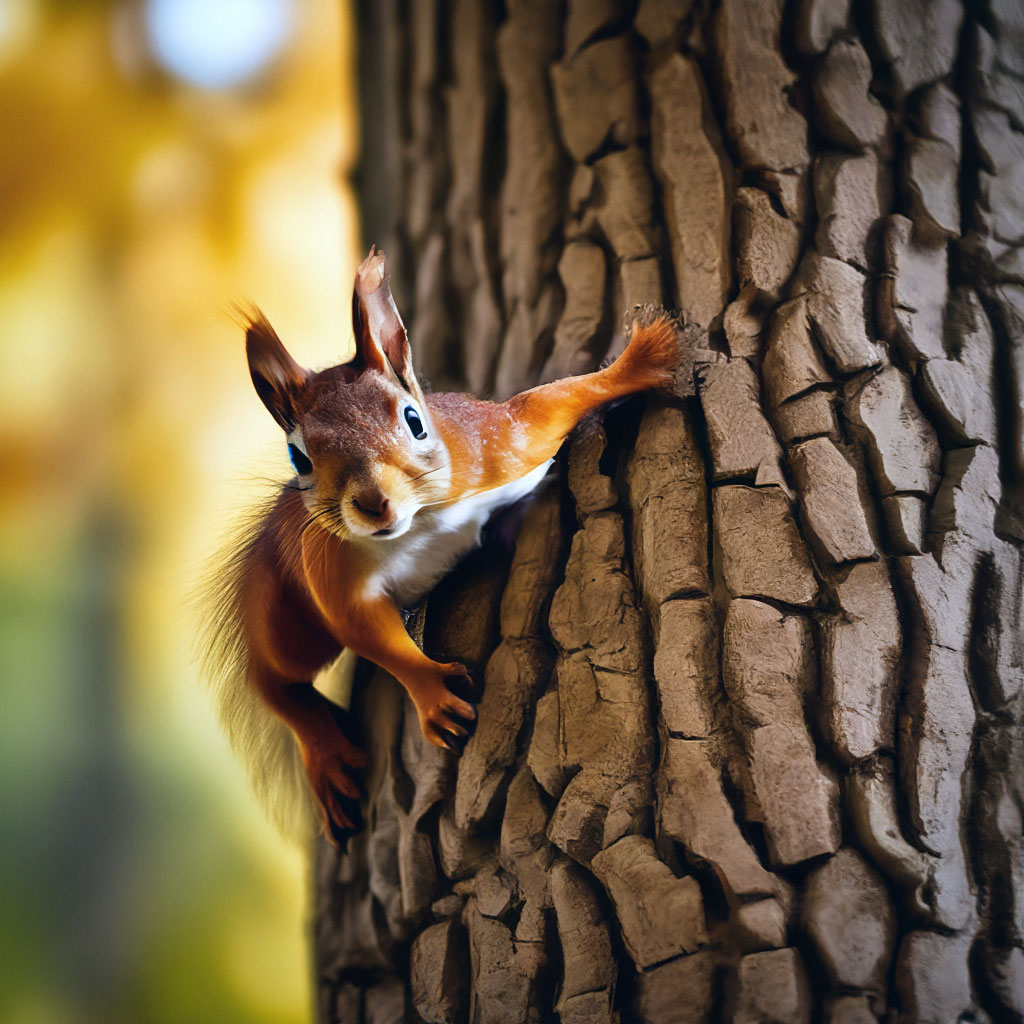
[358,460,553,609]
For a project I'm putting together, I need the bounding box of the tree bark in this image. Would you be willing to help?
[316,1,1024,1021]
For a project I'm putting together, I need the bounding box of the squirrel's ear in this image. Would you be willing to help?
[351,247,415,391]
[244,311,309,432]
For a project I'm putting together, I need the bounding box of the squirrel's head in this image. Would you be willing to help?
[245,249,450,541]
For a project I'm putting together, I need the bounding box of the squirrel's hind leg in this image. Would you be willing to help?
[253,667,367,845]
[497,314,681,468]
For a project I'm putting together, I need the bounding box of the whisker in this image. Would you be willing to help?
[407,461,450,484]
[237,470,299,488]
[299,506,335,541]
[327,509,349,539]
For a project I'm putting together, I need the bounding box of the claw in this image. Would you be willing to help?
[441,715,469,739]
[338,793,364,832]
[321,787,364,849]
[445,671,480,704]
[309,747,367,849]
[415,665,483,754]
[327,818,359,851]
[443,688,477,722]
[447,711,476,737]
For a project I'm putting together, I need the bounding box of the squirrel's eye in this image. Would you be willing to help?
[404,406,427,440]
[288,443,313,476]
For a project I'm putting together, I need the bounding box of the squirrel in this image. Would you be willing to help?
[199,247,680,847]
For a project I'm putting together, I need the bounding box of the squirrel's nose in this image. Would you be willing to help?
[352,493,390,520]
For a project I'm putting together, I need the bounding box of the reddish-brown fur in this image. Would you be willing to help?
[219,250,679,844]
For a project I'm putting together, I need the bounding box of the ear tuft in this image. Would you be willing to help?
[243,307,309,432]
[351,247,416,391]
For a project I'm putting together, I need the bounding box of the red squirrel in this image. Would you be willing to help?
[201,247,679,845]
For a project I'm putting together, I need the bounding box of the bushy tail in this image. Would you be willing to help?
[208,656,318,841]
[193,513,318,841]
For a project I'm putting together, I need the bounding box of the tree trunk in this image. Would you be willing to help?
[314,1,1024,1021]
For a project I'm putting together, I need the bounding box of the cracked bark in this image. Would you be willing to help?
[319,2,1024,1020]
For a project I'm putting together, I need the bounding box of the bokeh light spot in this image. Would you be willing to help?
[144,0,293,90]
[0,0,39,69]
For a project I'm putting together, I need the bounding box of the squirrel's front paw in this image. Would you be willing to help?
[415,663,479,755]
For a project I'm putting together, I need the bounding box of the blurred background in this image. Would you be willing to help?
[0,1,360,1021]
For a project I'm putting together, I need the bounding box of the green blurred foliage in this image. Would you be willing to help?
[0,1,359,1021]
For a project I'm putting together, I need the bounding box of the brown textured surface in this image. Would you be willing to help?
[321,1,1024,1019]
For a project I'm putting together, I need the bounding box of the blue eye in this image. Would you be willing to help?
[288,443,312,475]
[404,406,427,440]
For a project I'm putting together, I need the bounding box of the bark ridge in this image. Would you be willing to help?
[321,1,1024,1020]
